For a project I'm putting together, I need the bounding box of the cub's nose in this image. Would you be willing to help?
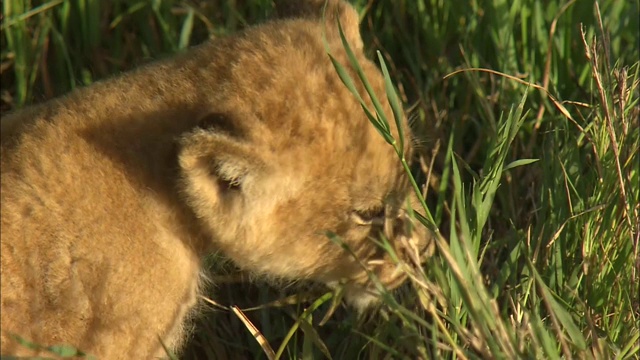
[385,197,435,263]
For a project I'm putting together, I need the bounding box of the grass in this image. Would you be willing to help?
[1,0,638,359]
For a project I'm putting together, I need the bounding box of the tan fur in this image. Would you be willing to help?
[0,1,433,358]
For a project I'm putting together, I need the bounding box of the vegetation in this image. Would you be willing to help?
[2,0,638,358]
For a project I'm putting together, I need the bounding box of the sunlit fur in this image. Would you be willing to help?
[0,0,434,358]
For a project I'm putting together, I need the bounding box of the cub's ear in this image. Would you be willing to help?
[275,0,363,51]
[178,112,263,194]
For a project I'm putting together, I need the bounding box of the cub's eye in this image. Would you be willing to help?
[351,207,385,226]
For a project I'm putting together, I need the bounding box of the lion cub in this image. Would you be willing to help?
[0,0,432,358]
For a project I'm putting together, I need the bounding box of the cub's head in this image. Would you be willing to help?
[178,0,434,309]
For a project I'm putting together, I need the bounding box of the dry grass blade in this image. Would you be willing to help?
[546,205,606,249]
[199,295,230,311]
[240,293,322,312]
[444,67,575,122]
[231,305,276,360]
[579,24,633,233]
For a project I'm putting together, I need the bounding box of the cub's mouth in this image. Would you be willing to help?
[329,208,434,311]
